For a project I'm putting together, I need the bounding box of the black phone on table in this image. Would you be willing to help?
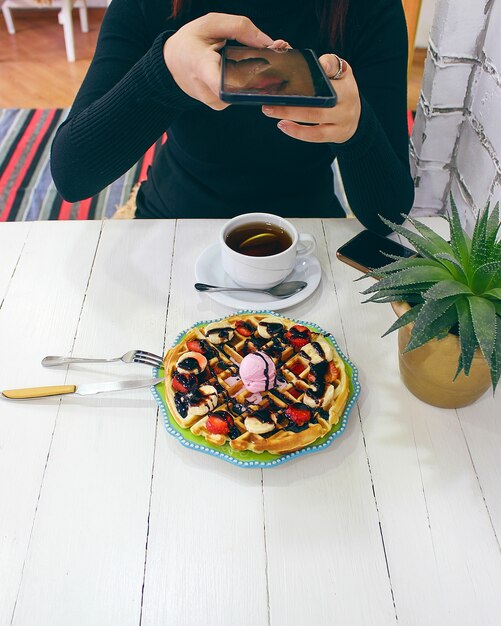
[336,230,417,274]
[220,46,337,107]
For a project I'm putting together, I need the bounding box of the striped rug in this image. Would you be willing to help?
[0,107,416,222]
[0,108,166,222]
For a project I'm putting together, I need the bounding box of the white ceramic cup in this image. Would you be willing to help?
[220,213,316,289]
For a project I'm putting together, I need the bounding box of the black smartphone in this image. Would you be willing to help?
[336,230,417,274]
[220,46,337,107]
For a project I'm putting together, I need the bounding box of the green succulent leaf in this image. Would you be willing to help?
[484,288,501,301]
[468,295,497,367]
[404,216,454,255]
[381,304,423,337]
[424,281,472,301]
[455,299,477,377]
[434,253,468,281]
[489,315,501,391]
[379,217,445,260]
[364,295,424,304]
[361,266,452,294]
[448,194,471,269]
[365,257,441,279]
[471,262,501,294]
[470,206,490,270]
[362,284,429,302]
[436,327,451,340]
[364,197,501,393]
[486,202,500,252]
[404,298,459,352]
[363,291,424,304]
[380,251,410,260]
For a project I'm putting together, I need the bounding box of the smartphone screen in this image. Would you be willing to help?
[336,230,417,274]
[220,47,337,107]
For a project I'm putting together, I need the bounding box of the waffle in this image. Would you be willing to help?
[163,313,350,455]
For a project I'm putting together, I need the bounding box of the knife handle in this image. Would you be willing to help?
[2,385,76,399]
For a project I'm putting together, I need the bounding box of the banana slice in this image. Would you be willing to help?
[205,321,235,344]
[176,351,207,374]
[303,390,321,408]
[303,384,335,409]
[321,385,335,408]
[316,336,334,361]
[244,416,275,434]
[257,316,284,339]
[301,337,334,364]
[187,385,218,418]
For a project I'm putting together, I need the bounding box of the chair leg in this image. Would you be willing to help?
[60,0,76,62]
[79,1,88,33]
[2,3,16,34]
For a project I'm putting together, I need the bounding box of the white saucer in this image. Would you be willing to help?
[195,243,322,311]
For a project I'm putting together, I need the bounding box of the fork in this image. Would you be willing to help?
[41,350,163,369]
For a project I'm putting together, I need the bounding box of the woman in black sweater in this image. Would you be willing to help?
[50,0,414,233]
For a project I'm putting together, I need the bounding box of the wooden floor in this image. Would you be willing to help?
[0,9,426,110]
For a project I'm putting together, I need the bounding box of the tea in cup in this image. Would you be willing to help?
[220,213,316,288]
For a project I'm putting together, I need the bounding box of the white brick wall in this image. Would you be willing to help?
[455,119,497,210]
[430,0,487,58]
[484,0,501,74]
[491,181,501,210]
[410,0,501,224]
[421,56,473,109]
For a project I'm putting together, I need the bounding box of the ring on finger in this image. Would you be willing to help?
[331,54,345,80]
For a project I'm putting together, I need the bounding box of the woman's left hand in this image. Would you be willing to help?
[262,54,361,144]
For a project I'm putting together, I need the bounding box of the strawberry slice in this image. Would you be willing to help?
[186,339,215,358]
[290,362,306,377]
[172,372,197,394]
[285,402,312,427]
[326,362,339,382]
[206,411,234,435]
[307,361,328,383]
[235,320,254,337]
[285,325,311,351]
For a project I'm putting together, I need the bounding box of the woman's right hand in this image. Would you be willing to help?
[163,13,274,110]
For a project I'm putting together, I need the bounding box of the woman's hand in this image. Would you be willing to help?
[163,13,274,110]
[262,54,362,143]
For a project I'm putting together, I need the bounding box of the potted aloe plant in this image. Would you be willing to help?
[361,196,501,408]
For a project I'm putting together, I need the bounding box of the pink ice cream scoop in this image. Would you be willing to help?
[239,351,276,393]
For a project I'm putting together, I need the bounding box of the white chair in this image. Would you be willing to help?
[1,0,89,63]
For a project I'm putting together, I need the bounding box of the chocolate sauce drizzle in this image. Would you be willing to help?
[206,326,234,341]
[254,351,272,391]
[173,318,331,445]
[179,356,199,372]
[260,321,283,336]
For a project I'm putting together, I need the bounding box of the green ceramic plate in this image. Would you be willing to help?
[151,310,360,468]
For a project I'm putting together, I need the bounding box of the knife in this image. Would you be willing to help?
[1,377,163,400]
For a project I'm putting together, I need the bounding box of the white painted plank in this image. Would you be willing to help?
[457,394,501,540]
[262,219,397,626]
[12,220,175,626]
[405,218,501,551]
[0,220,102,625]
[418,218,501,560]
[0,223,31,303]
[141,219,269,626]
[324,218,501,626]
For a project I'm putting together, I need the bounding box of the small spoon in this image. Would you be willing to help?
[194,281,307,299]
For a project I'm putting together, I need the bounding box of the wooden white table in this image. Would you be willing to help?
[0,218,500,626]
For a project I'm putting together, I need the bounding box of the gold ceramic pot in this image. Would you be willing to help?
[391,301,491,408]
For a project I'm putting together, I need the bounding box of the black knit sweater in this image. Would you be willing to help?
[50,0,414,232]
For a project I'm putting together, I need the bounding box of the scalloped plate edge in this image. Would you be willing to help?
[151,309,361,468]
